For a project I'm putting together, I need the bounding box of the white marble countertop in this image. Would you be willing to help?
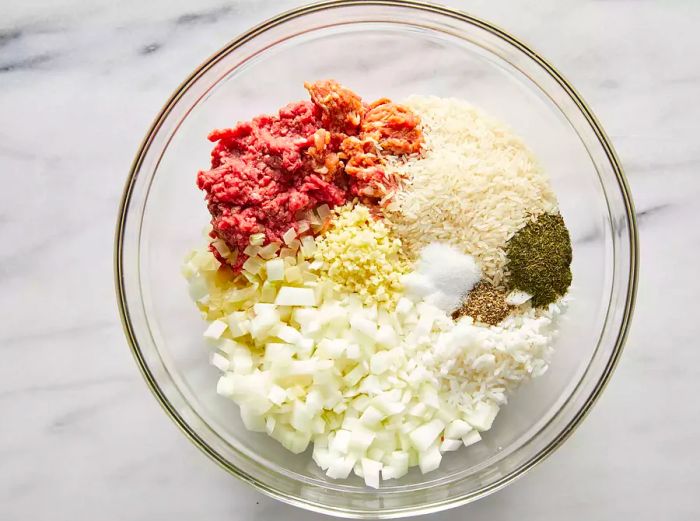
[2,0,698,519]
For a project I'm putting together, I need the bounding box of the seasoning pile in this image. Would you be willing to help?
[183,80,573,488]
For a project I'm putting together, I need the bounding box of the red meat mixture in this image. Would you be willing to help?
[197,100,345,267]
[196,80,422,270]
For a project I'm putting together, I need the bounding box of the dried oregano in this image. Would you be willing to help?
[505,213,572,307]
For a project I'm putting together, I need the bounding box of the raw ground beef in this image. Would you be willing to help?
[197,100,347,268]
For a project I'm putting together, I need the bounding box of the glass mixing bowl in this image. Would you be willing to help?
[115,1,638,517]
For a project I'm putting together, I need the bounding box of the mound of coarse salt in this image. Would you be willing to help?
[402,242,481,313]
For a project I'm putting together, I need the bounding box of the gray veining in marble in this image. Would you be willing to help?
[1,0,699,520]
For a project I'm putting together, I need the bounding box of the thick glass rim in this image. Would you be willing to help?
[114,0,639,517]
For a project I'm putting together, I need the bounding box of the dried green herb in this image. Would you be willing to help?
[452,281,511,325]
[506,213,572,307]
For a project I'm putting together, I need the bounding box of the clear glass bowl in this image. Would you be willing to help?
[115,1,638,517]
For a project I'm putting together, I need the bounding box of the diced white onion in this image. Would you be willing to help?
[275,287,317,307]
[409,419,445,452]
[418,444,442,474]
[361,458,382,489]
[203,320,227,340]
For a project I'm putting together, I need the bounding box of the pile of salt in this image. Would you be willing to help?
[402,243,481,313]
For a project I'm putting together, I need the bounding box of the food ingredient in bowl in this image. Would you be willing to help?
[197,80,422,269]
[506,213,572,307]
[432,301,563,409]
[505,289,533,306]
[452,282,511,325]
[305,79,363,134]
[384,95,558,286]
[360,98,422,155]
[340,97,423,201]
[313,203,409,305]
[196,100,345,268]
[402,242,481,313]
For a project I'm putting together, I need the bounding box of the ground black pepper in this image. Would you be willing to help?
[452,282,511,325]
[505,213,572,307]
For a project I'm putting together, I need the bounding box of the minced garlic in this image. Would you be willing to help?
[313,203,409,305]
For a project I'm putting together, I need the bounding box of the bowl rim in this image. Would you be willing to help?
[114,0,639,517]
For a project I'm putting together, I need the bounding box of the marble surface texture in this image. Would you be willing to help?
[1,0,699,519]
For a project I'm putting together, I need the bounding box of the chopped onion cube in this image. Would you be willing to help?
[290,402,314,433]
[257,242,281,260]
[440,438,462,452]
[274,426,311,454]
[279,247,296,259]
[395,297,414,316]
[419,384,440,409]
[326,454,356,479]
[367,448,385,462]
[462,430,482,447]
[312,446,331,470]
[203,320,227,340]
[348,427,375,452]
[361,458,382,489]
[350,315,377,339]
[309,260,324,270]
[224,284,258,304]
[466,402,499,431]
[242,255,263,275]
[275,325,302,344]
[231,347,253,374]
[316,204,331,221]
[260,281,277,303]
[216,374,235,397]
[264,342,294,364]
[226,312,250,337]
[285,265,303,283]
[359,405,384,426]
[282,227,297,245]
[370,350,393,375]
[249,310,280,338]
[243,244,261,257]
[344,364,367,386]
[265,415,276,435]
[249,233,265,246]
[330,429,351,454]
[275,287,317,307]
[409,419,445,452]
[409,402,428,418]
[217,338,237,355]
[382,451,409,480]
[268,385,287,405]
[266,258,285,281]
[418,444,442,474]
[376,324,398,347]
[374,398,405,417]
[239,406,266,432]
[187,275,209,302]
[210,352,229,371]
[300,235,317,257]
[444,419,472,439]
[211,239,231,257]
[345,343,361,360]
